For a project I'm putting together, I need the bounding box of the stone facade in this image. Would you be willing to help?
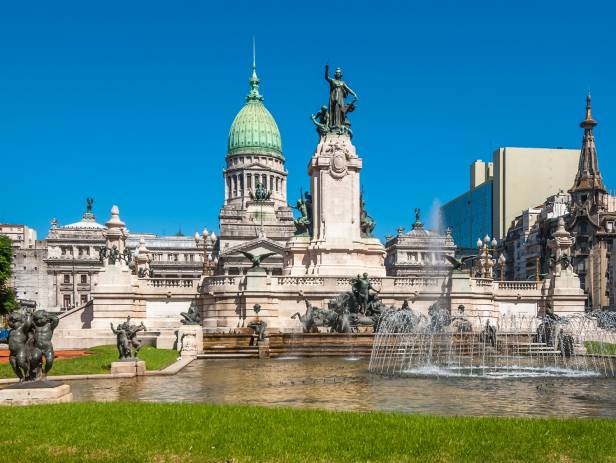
[0,224,37,249]
[385,217,456,277]
[8,201,209,311]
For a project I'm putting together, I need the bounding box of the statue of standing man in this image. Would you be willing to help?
[324,65,358,131]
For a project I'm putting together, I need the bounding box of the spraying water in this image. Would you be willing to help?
[369,307,616,378]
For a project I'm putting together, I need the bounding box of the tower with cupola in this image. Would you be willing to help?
[217,53,295,275]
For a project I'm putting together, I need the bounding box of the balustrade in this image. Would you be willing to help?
[146,278,197,288]
[277,276,324,286]
[497,281,540,291]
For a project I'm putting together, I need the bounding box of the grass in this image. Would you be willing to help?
[0,402,614,462]
[0,345,178,378]
[584,341,616,355]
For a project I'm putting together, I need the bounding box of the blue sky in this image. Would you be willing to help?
[1,1,615,239]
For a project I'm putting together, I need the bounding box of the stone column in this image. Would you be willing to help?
[283,133,385,276]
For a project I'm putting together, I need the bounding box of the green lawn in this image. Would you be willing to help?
[0,402,614,462]
[585,340,616,355]
[0,345,178,378]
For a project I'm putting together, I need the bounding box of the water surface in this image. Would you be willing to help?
[68,358,616,418]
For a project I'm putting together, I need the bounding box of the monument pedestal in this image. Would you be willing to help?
[0,381,72,406]
[548,270,586,316]
[258,338,270,359]
[178,325,203,357]
[284,132,385,277]
[156,330,178,350]
[110,360,146,376]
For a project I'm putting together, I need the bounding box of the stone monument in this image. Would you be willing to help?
[546,217,586,315]
[177,301,204,358]
[91,206,144,330]
[284,65,386,276]
[0,308,72,405]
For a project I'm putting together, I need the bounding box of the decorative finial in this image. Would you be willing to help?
[252,36,256,76]
[246,37,262,102]
[83,197,95,221]
[581,92,597,128]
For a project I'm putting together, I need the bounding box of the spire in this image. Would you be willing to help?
[570,93,606,195]
[246,37,263,102]
[581,92,597,129]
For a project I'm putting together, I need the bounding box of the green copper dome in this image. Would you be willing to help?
[227,67,282,158]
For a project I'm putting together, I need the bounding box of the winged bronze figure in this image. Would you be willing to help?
[239,251,278,268]
[444,254,477,270]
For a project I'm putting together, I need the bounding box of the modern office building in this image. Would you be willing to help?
[492,147,581,239]
[441,147,580,250]
[441,160,494,251]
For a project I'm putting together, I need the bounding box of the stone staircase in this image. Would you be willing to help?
[200,332,375,359]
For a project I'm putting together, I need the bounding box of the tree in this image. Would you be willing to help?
[0,235,17,314]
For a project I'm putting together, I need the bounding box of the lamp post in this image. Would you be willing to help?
[498,253,506,281]
[476,235,499,279]
[198,228,218,277]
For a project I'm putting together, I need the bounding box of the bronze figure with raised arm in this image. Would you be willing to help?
[324,64,358,130]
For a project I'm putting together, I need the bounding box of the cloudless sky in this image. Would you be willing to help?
[1,1,616,239]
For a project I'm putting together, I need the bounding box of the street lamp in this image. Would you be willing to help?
[476,235,500,279]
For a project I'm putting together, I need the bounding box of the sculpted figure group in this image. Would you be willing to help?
[7,307,59,383]
[292,274,391,333]
[110,316,146,360]
[291,190,313,236]
[249,182,271,202]
[311,64,358,135]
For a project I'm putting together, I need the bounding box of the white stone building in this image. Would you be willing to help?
[0,224,37,249]
[384,214,456,277]
[8,201,210,311]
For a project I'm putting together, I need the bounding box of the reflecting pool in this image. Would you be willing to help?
[68,358,616,418]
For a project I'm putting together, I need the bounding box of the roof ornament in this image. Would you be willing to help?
[581,92,597,128]
[83,197,95,221]
[246,37,263,102]
[412,208,424,230]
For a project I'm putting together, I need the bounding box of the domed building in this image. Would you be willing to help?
[384,211,456,277]
[217,61,295,275]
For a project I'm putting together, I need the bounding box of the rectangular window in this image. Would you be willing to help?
[63,274,70,284]
[80,294,88,304]
[63,294,71,308]
[80,274,88,284]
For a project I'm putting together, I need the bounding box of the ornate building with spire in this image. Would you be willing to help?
[503,96,616,309]
[216,57,294,275]
[566,95,616,308]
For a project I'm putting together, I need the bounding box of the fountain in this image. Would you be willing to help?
[369,307,616,378]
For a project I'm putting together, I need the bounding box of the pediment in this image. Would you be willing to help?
[220,236,284,258]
